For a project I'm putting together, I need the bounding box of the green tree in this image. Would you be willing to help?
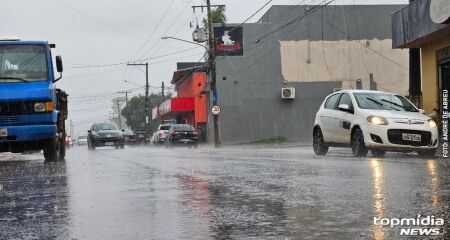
[211,6,227,24]
[120,92,172,131]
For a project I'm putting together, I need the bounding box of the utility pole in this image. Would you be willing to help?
[162,82,165,102]
[192,1,222,146]
[206,0,221,146]
[127,63,150,129]
[118,90,132,106]
[116,99,122,129]
[69,119,74,137]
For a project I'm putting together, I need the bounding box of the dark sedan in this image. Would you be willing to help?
[134,129,150,144]
[88,122,125,150]
[123,129,137,145]
[165,124,199,147]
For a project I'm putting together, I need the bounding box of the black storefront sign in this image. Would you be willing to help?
[214,26,243,56]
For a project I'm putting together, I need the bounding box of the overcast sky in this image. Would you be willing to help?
[0,0,408,134]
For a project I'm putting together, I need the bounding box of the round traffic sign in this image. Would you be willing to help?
[211,105,221,115]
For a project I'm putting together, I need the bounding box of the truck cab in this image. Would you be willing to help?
[0,37,67,161]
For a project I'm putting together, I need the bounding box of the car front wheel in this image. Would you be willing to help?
[351,128,368,157]
[313,128,328,156]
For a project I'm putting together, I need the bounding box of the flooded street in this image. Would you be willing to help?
[0,145,449,240]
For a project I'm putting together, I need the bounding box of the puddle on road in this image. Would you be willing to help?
[0,147,448,239]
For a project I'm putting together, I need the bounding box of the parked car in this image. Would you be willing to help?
[152,124,173,144]
[313,90,439,157]
[123,129,137,145]
[77,136,88,146]
[134,129,150,144]
[88,122,125,150]
[160,119,177,125]
[165,124,199,147]
[65,136,73,148]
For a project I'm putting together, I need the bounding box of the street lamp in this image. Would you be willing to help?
[162,35,221,147]
[161,36,208,50]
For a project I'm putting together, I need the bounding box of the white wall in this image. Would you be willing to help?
[280,39,409,95]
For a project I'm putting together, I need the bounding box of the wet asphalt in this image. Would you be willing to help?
[0,144,449,240]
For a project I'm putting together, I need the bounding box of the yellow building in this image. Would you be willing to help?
[392,0,450,115]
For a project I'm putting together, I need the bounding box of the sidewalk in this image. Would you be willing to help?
[221,141,312,149]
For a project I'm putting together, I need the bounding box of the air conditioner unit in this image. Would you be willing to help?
[281,87,295,99]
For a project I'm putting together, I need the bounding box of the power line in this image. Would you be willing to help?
[227,0,274,34]
[221,0,331,76]
[313,7,409,71]
[321,6,333,78]
[138,3,193,59]
[130,0,176,61]
[64,68,123,79]
[248,0,336,43]
[49,0,145,42]
[66,46,201,69]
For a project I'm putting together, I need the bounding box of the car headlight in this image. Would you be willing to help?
[367,115,389,125]
[428,119,437,128]
[34,102,54,112]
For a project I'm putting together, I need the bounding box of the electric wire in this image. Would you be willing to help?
[314,9,409,70]
[130,0,176,61]
[67,46,201,69]
[138,2,193,60]
[49,0,146,42]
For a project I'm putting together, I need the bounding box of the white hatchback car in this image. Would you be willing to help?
[313,90,439,157]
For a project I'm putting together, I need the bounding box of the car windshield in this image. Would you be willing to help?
[354,93,418,112]
[94,123,119,131]
[0,44,48,82]
[160,125,171,130]
[123,129,134,134]
[173,125,195,131]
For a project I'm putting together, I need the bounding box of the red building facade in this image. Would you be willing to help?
[152,64,207,129]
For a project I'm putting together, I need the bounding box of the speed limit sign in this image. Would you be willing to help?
[211,105,221,115]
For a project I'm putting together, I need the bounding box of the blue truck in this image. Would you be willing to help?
[0,37,67,161]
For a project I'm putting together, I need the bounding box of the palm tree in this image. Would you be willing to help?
[211,6,227,24]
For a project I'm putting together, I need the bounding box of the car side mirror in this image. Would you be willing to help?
[56,56,63,73]
[88,130,92,134]
[419,109,426,114]
[54,55,63,82]
[338,104,350,111]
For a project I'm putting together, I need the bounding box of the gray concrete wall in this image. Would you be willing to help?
[213,23,341,144]
[213,5,405,144]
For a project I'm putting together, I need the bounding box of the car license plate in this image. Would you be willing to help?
[0,128,7,137]
[182,139,190,143]
[105,142,114,146]
[402,133,421,142]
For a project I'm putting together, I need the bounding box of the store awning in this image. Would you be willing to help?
[152,97,195,119]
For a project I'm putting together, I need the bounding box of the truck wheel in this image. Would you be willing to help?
[59,134,66,160]
[44,138,60,162]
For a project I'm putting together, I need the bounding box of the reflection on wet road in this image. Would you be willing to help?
[0,146,449,239]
